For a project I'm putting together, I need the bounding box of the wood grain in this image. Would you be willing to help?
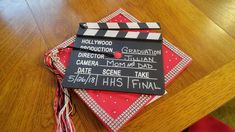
[0,0,235,131]
[190,0,235,38]
[122,60,235,131]
[0,0,55,131]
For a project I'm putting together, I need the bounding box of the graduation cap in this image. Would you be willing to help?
[62,22,165,95]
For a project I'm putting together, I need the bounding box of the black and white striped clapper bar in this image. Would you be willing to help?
[77,22,162,41]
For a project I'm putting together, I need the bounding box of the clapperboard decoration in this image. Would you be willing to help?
[62,22,165,95]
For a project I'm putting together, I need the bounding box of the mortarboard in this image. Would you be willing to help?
[44,8,192,132]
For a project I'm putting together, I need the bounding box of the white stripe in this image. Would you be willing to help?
[126,22,140,29]
[106,23,120,29]
[83,29,98,36]
[146,22,160,29]
[86,23,100,29]
[125,32,139,38]
[147,33,161,40]
[104,30,119,37]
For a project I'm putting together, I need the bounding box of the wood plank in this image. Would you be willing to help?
[120,0,235,95]
[24,0,83,48]
[0,0,235,131]
[190,0,235,38]
[123,60,235,131]
[26,0,235,95]
[0,1,55,131]
[26,0,235,131]
[0,0,84,131]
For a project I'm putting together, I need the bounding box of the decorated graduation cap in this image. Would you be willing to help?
[44,9,192,132]
[62,22,165,95]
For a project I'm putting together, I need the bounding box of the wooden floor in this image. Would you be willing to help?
[0,0,234,131]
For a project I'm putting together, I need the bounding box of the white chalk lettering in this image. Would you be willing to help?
[135,71,149,78]
[107,60,126,67]
[80,45,113,52]
[81,39,112,46]
[121,46,161,55]
[131,79,161,90]
[102,77,123,87]
[78,52,104,59]
[126,61,135,67]
[125,55,155,62]
[76,59,99,66]
[76,67,92,74]
[67,75,75,82]
[102,69,121,76]
[106,60,136,68]
[137,63,153,69]
[132,79,139,88]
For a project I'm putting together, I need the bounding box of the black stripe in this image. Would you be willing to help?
[138,32,149,39]
[116,31,127,38]
[138,23,149,29]
[156,22,161,29]
[98,23,108,29]
[74,28,84,47]
[96,30,106,36]
[74,37,81,47]
[79,23,88,29]
[77,28,86,36]
[118,23,128,29]
[158,34,163,40]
